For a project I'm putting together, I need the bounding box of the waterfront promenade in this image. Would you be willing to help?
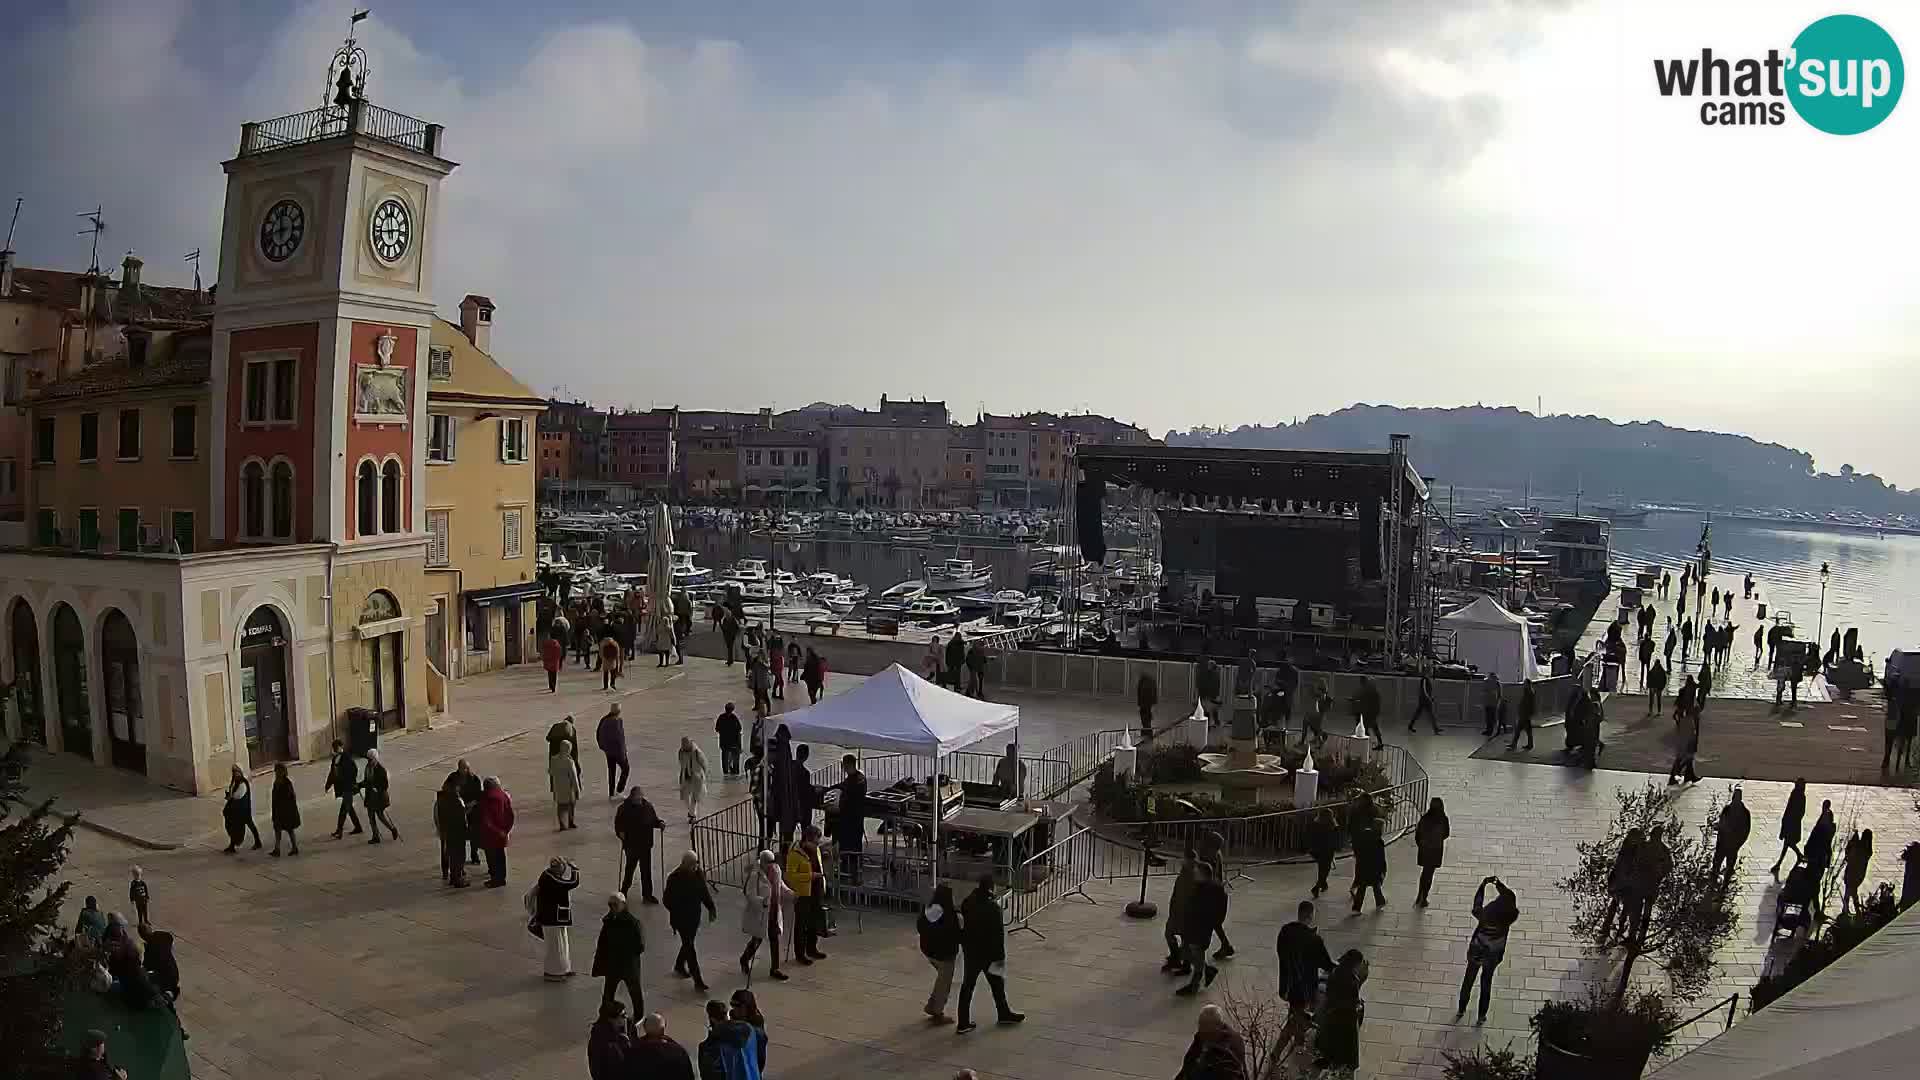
[30,654,1919,1080]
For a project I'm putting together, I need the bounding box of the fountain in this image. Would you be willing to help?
[1197,697,1292,799]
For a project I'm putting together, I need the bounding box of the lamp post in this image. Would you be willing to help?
[1816,561,1831,646]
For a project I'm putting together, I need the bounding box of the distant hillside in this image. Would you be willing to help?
[1166,405,1918,515]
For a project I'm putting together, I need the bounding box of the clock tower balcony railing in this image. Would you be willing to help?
[239,99,443,158]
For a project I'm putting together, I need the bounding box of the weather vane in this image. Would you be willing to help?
[325,9,372,108]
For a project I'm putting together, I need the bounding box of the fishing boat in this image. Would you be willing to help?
[890,527,934,544]
[870,580,928,610]
[802,571,851,594]
[726,558,771,585]
[925,558,993,593]
[771,569,801,589]
[737,580,785,603]
[821,590,865,614]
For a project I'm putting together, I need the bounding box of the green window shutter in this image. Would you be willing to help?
[118,509,140,551]
[78,509,100,551]
[36,509,56,546]
[170,511,195,554]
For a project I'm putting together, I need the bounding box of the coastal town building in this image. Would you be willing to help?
[737,426,823,504]
[603,408,677,495]
[945,426,983,508]
[821,396,950,507]
[423,304,545,680]
[679,427,739,499]
[0,61,542,793]
[981,411,1067,508]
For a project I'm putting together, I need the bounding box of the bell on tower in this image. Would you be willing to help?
[326,10,373,108]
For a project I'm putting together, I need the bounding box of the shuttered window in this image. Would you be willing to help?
[427,510,451,567]
[501,508,522,558]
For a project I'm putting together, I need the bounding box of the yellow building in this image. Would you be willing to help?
[423,297,545,679]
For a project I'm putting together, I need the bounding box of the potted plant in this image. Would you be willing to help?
[1443,1045,1535,1080]
[1538,784,1736,1079]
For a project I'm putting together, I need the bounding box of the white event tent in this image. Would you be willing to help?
[780,662,1019,756]
[1438,595,1540,684]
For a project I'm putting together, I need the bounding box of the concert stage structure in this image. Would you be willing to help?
[1068,438,1434,667]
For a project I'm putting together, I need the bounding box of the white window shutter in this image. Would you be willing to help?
[447,416,457,460]
[498,419,508,461]
[502,508,522,558]
[427,510,450,566]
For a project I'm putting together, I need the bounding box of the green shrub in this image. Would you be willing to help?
[1531,990,1678,1063]
[1442,1046,1533,1080]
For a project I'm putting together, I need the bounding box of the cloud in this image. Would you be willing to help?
[2,0,1914,485]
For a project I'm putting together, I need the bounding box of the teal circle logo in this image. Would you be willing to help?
[1787,14,1904,134]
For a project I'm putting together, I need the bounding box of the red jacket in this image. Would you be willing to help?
[473,787,515,848]
[541,637,563,673]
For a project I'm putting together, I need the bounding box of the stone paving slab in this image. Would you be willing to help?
[38,659,1920,1080]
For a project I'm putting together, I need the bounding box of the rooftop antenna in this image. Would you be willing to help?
[76,206,106,273]
[183,248,203,295]
[3,197,21,251]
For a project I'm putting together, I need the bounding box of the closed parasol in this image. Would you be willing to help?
[645,503,677,655]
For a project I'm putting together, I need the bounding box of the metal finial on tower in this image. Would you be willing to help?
[325,9,373,108]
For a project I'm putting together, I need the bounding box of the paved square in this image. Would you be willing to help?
[33,654,1920,1079]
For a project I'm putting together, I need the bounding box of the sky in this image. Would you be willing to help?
[2,0,1916,486]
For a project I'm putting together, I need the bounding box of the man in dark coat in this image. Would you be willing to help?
[587,1000,635,1080]
[1625,824,1672,945]
[628,1013,695,1080]
[965,641,988,699]
[829,754,867,883]
[1804,799,1838,905]
[1137,673,1159,739]
[1414,798,1449,906]
[1711,788,1751,886]
[434,778,470,887]
[1275,900,1335,1012]
[1509,679,1537,751]
[592,892,646,1013]
[956,874,1023,1033]
[663,852,718,993]
[945,633,967,691]
[445,758,484,865]
[1307,811,1339,898]
[1354,677,1383,750]
[1177,862,1228,995]
[1349,821,1387,913]
[1163,847,1198,973]
[614,788,662,902]
[1177,1005,1249,1080]
[1196,658,1222,725]
[324,739,362,838]
[715,703,743,777]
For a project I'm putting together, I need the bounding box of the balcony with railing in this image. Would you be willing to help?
[239,100,444,158]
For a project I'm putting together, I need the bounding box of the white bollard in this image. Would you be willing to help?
[1293,764,1319,810]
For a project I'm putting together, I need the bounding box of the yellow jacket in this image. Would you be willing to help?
[785,845,816,898]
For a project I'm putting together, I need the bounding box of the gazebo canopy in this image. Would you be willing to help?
[1438,594,1539,683]
[779,663,1019,756]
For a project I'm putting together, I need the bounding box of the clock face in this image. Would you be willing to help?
[259,199,304,262]
[369,197,412,263]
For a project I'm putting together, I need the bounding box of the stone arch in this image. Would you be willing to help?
[98,608,145,774]
[7,597,46,745]
[49,602,92,759]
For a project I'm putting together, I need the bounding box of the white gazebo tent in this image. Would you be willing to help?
[777,663,1020,894]
[1438,595,1540,684]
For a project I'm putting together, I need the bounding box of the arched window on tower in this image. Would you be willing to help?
[357,461,378,536]
[381,460,402,534]
[241,461,266,538]
[270,461,294,540]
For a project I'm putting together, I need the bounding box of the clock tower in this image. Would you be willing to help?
[209,22,456,738]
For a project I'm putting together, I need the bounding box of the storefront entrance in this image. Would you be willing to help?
[240,607,294,765]
[361,591,406,731]
[100,610,146,774]
[51,604,91,758]
[8,599,45,744]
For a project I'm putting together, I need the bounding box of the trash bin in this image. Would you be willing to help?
[346,707,379,757]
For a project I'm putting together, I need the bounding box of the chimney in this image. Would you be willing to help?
[458,294,495,352]
[0,248,13,298]
[759,407,773,428]
[119,253,143,310]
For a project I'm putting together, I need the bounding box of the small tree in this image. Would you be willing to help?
[1217,983,1287,1080]
[0,743,83,1078]
[1559,784,1739,1008]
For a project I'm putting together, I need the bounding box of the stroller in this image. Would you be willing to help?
[1773,863,1816,937]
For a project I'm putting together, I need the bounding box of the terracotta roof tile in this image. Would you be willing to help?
[33,335,211,403]
[2,265,209,324]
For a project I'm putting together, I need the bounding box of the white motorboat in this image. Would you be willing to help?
[903,595,961,621]
[667,550,714,586]
[821,591,863,614]
[771,569,801,588]
[737,580,785,602]
[925,558,993,593]
[768,522,816,541]
[871,580,928,610]
[802,571,850,594]
[727,558,771,585]
[890,527,934,544]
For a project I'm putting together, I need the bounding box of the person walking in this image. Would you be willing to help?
[721,609,741,665]
[785,827,829,964]
[597,704,630,796]
[698,999,761,1080]
[729,990,770,1076]
[716,703,743,778]
[268,763,300,857]
[1840,829,1874,915]
[1663,622,1678,666]
[599,632,623,690]
[923,639,943,684]
[748,652,772,716]
[1624,825,1672,945]
[1195,830,1235,960]
[592,892,646,1012]
[1638,634,1655,689]
[615,787,662,902]
[768,639,785,698]
[1480,675,1505,737]
[325,739,363,839]
[966,641,988,699]
[664,851,718,993]
[801,648,826,704]
[534,857,581,981]
[1350,818,1388,912]
[786,640,802,686]
[1667,706,1701,785]
[1753,624,1766,668]
[1508,679,1536,751]
[542,630,564,693]
[221,765,263,854]
[945,632,967,692]
[548,713,581,766]
[1275,901,1336,1039]
[362,749,399,843]
[739,850,792,982]
[1674,675,1697,726]
[1414,798,1449,907]
[474,777,516,887]
[128,867,150,929]
[918,883,963,1024]
[1137,672,1159,739]
[1805,799,1837,882]
[1454,876,1518,1024]
[1307,810,1339,898]
[1176,1005,1249,1080]
[1647,660,1668,717]
[434,776,470,887]
[1770,778,1808,874]
[550,740,583,830]
[1176,861,1227,995]
[1711,788,1750,887]
[1408,670,1439,734]
[1311,949,1369,1072]
[956,873,1023,1032]
[679,736,709,821]
[1355,676,1384,750]
[1162,847,1198,973]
